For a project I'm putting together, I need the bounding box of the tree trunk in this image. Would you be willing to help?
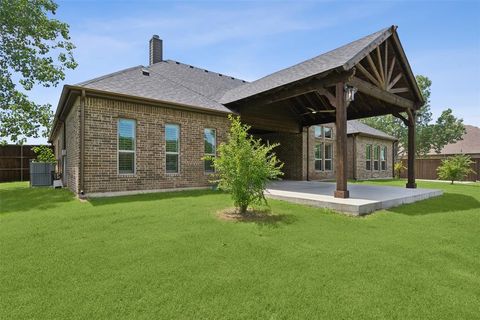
[239,204,248,215]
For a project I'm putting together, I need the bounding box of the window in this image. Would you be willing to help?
[118,119,136,174]
[324,127,333,139]
[373,145,380,171]
[381,146,387,170]
[204,128,216,173]
[366,144,372,171]
[314,126,323,138]
[324,143,333,171]
[314,143,323,171]
[165,124,180,173]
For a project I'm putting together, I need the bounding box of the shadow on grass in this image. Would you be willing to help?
[388,192,480,215]
[218,208,297,228]
[88,189,224,206]
[0,186,74,214]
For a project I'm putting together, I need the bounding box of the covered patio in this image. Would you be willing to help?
[222,25,424,199]
[265,181,442,215]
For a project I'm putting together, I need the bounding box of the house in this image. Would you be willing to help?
[50,26,423,197]
[401,125,480,181]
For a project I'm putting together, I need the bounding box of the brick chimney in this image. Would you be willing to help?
[149,35,163,65]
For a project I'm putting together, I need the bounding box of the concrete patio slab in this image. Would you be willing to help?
[265,181,442,215]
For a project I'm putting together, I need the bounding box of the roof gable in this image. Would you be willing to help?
[220,26,423,106]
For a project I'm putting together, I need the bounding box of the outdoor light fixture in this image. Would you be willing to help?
[344,85,357,103]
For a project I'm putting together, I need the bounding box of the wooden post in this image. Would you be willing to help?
[406,110,417,188]
[334,82,349,198]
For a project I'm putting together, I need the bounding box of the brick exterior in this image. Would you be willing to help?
[254,130,307,180]
[353,135,394,180]
[52,94,395,195]
[52,101,81,193]
[82,97,230,194]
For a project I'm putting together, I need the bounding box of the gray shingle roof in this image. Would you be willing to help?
[76,60,247,113]
[74,27,393,112]
[220,27,390,104]
[347,120,397,141]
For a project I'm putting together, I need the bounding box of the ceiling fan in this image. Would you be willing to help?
[300,107,335,116]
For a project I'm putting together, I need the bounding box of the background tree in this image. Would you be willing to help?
[0,0,77,144]
[32,145,55,163]
[437,154,475,184]
[208,115,284,215]
[362,75,465,158]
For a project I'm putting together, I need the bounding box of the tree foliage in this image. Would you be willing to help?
[393,161,406,179]
[437,154,475,184]
[0,0,77,144]
[32,145,55,163]
[361,75,465,158]
[208,115,284,214]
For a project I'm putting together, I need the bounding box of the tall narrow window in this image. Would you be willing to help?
[366,144,372,170]
[165,124,180,173]
[374,145,380,170]
[314,126,323,138]
[325,143,333,171]
[204,128,216,173]
[314,143,323,171]
[381,146,387,170]
[118,119,136,174]
[324,127,333,139]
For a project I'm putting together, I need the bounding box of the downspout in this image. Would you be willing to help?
[79,89,86,197]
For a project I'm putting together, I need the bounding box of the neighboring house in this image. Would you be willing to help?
[50,26,419,196]
[401,125,480,181]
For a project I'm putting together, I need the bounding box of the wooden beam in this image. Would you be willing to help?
[366,53,384,87]
[387,73,403,90]
[243,70,355,108]
[315,88,336,107]
[357,63,382,88]
[389,87,409,94]
[392,112,409,126]
[384,40,389,84]
[386,56,396,85]
[406,111,417,188]
[347,76,415,109]
[334,82,349,199]
[376,46,385,83]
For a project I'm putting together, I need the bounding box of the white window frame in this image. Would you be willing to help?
[165,123,180,174]
[314,142,323,171]
[324,126,333,139]
[366,144,372,171]
[381,146,387,171]
[314,126,323,138]
[373,145,380,171]
[324,143,333,171]
[117,118,136,175]
[204,128,216,173]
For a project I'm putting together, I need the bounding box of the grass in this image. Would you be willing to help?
[1,180,479,319]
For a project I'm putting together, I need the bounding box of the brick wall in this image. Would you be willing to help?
[254,130,307,180]
[354,135,394,180]
[83,97,230,194]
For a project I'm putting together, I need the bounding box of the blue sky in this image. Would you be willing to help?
[24,0,480,144]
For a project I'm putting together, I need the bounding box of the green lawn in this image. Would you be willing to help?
[1,180,479,319]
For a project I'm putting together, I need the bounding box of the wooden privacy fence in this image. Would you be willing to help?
[400,156,480,182]
[0,145,52,182]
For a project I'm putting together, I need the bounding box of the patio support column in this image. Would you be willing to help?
[334,82,349,198]
[406,110,417,189]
